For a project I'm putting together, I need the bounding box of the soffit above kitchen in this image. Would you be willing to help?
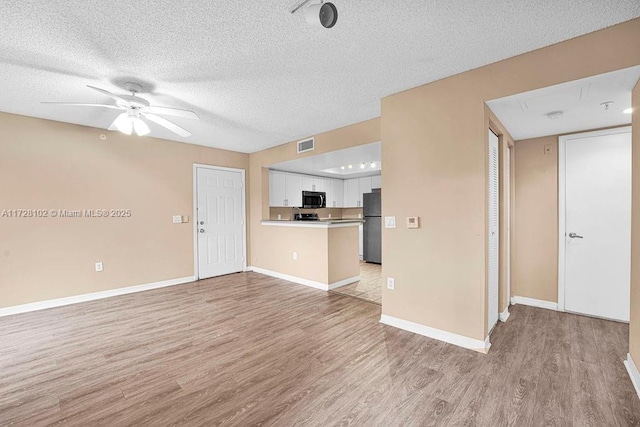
[487,65,640,140]
[269,142,381,179]
[0,1,639,152]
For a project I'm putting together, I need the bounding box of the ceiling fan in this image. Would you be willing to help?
[43,83,199,137]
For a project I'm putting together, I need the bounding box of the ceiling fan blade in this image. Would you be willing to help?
[86,85,130,105]
[144,113,192,137]
[144,106,199,120]
[41,102,123,110]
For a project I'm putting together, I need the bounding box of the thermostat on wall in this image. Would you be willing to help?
[406,216,420,229]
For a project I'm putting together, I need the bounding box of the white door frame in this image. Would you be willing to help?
[193,163,247,280]
[557,126,632,311]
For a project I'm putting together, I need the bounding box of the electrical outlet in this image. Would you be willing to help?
[95,262,103,272]
[181,215,189,223]
[277,214,282,220]
[172,215,182,224]
[387,277,395,290]
[293,252,298,261]
[328,213,332,219]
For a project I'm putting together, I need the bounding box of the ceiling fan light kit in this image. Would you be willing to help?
[43,83,198,138]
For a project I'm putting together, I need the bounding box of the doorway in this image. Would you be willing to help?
[558,127,632,322]
[193,164,246,280]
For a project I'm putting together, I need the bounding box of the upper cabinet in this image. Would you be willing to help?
[343,178,360,207]
[269,170,287,207]
[327,179,343,208]
[286,173,303,207]
[269,170,381,208]
[269,170,302,207]
[371,175,382,189]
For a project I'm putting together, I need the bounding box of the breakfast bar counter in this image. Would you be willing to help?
[251,220,362,290]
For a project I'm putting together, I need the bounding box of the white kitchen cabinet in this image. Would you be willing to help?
[329,178,343,208]
[269,170,287,207]
[301,175,314,192]
[343,178,360,207]
[359,177,372,198]
[313,176,326,193]
[285,173,303,207]
[371,174,382,189]
[269,171,302,207]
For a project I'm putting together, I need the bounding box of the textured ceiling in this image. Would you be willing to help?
[488,66,640,140]
[0,1,639,153]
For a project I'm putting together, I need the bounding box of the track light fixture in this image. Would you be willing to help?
[290,0,338,29]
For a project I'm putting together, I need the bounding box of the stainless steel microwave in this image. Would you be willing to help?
[302,191,326,209]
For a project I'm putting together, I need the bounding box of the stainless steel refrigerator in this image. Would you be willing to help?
[363,191,382,264]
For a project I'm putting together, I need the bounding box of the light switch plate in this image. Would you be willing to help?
[385,216,396,228]
[181,215,189,223]
[95,262,103,272]
[406,216,419,229]
[172,215,182,224]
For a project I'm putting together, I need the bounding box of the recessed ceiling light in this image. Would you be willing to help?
[341,166,345,170]
[360,163,365,169]
[623,108,633,114]
[370,162,376,168]
[546,111,564,120]
[348,164,353,169]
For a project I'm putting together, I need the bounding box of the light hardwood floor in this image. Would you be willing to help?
[1,272,639,426]
[331,261,382,304]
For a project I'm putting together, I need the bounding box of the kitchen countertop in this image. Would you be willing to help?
[261,219,364,228]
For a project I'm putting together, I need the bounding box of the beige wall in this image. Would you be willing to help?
[328,227,360,284]
[512,135,559,303]
[629,82,640,362]
[253,226,330,283]
[253,225,359,285]
[381,18,640,341]
[0,112,249,308]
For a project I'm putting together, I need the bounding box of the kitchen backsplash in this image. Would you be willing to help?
[269,207,363,221]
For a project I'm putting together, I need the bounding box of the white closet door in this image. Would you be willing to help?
[562,128,631,321]
[488,131,500,333]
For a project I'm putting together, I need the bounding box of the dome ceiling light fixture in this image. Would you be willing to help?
[290,0,338,29]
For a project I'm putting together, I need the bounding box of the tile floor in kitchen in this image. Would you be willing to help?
[330,261,382,304]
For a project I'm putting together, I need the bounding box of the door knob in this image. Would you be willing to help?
[199,229,205,233]
[199,221,204,225]
[568,232,583,239]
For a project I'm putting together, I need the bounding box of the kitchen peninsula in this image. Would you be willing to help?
[252,219,363,291]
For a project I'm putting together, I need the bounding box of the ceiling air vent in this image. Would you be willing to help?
[297,137,315,154]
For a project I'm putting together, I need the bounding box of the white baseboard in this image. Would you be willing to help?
[499,307,511,322]
[624,353,640,400]
[380,314,491,353]
[0,276,196,318]
[511,296,559,311]
[248,266,359,292]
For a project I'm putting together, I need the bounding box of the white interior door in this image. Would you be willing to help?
[488,130,500,332]
[196,167,245,279]
[561,127,631,322]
